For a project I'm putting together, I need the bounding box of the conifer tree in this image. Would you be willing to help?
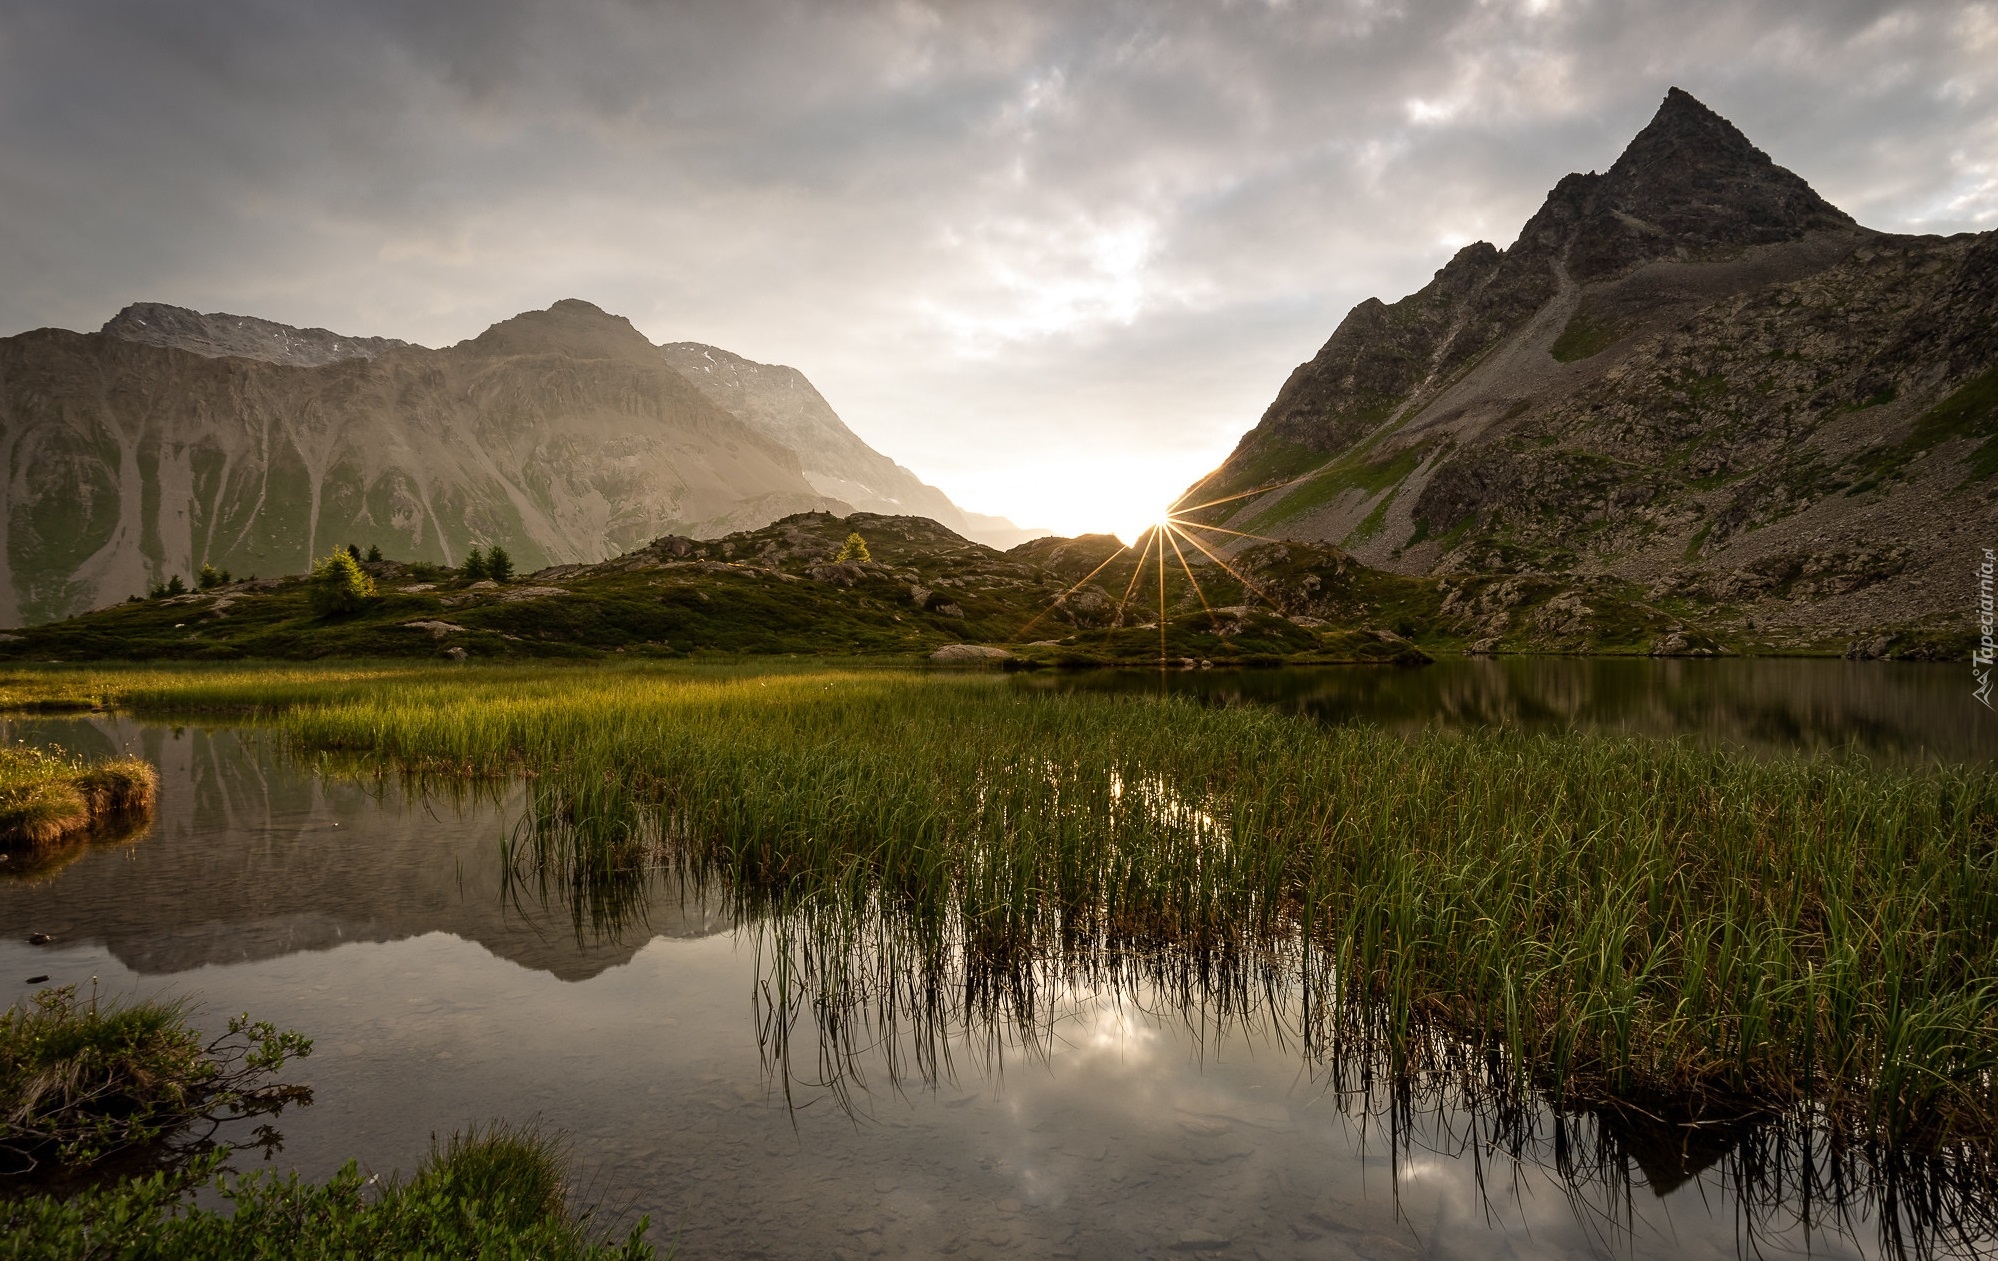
[834,532,871,563]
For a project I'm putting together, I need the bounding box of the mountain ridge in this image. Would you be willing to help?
[0,298,1033,624]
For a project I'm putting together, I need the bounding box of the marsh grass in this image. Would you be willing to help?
[0,744,156,850]
[7,662,1998,1157]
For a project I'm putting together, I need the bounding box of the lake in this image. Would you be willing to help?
[3,660,1993,1259]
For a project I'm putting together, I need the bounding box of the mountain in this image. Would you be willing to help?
[0,299,857,625]
[1180,89,1997,647]
[659,343,1041,549]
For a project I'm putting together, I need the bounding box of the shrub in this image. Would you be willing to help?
[486,545,515,584]
[196,565,231,590]
[834,532,871,563]
[365,544,383,563]
[463,547,489,582]
[307,551,376,618]
[0,984,310,1175]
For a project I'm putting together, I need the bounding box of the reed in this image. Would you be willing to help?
[9,661,1998,1151]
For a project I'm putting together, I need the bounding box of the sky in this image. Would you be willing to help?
[3,1,1996,542]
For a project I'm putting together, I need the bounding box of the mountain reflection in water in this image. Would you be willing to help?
[2,703,1993,1260]
[1020,658,1998,766]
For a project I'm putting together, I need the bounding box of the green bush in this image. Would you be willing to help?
[487,545,515,583]
[0,984,309,1175]
[463,547,489,582]
[196,565,231,591]
[307,551,376,618]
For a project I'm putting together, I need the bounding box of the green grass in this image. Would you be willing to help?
[7,661,1996,1154]
[0,745,157,849]
[0,984,310,1175]
[2,1123,653,1260]
[1550,303,1625,363]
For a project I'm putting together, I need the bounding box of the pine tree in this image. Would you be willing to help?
[834,532,871,563]
[462,547,488,581]
[309,550,376,616]
[365,544,382,563]
[486,545,515,583]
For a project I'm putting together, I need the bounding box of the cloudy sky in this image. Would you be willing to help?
[4,1,1995,538]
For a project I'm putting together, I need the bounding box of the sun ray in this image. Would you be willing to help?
[1169,460,1351,518]
[1157,526,1168,667]
[1108,528,1154,629]
[1161,523,1218,626]
[1172,523,1287,612]
[1012,542,1133,643]
[1167,517,1291,549]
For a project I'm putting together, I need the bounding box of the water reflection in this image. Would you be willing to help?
[1019,658,1998,765]
[2,713,1994,1258]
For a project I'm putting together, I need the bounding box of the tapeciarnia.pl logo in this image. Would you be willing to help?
[1978,547,1995,709]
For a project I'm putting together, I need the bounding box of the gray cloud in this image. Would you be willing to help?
[4,0,1994,533]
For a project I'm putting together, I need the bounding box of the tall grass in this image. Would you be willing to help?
[9,662,1998,1152]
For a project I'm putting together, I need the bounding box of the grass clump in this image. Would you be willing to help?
[0,745,156,850]
[1,1123,652,1259]
[0,985,311,1175]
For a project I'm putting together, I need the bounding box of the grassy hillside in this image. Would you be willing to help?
[0,509,1842,666]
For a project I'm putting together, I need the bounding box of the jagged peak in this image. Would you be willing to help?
[1505,88,1854,280]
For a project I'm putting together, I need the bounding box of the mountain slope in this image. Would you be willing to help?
[1181,89,1996,642]
[0,299,844,625]
[658,341,1042,548]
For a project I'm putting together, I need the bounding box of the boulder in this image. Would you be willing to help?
[929,644,1012,663]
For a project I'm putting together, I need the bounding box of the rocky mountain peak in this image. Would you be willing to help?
[101,301,413,367]
[1504,88,1854,285]
[1598,87,1854,245]
[459,298,660,362]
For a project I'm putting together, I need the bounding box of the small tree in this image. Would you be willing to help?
[346,543,362,562]
[309,550,376,617]
[365,544,382,563]
[197,564,231,590]
[462,547,488,581]
[834,532,871,563]
[486,545,514,583]
[164,575,187,597]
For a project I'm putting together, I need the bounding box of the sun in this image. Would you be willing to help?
[1112,514,1167,548]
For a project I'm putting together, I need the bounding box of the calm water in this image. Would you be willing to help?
[3,662,1993,1260]
[1021,658,1998,765]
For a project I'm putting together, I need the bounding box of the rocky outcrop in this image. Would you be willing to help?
[1181,89,1995,640]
